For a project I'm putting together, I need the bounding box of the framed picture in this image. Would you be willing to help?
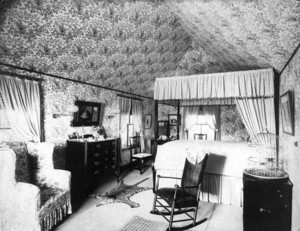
[73,100,102,126]
[168,114,181,126]
[280,90,294,135]
[145,114,152,129]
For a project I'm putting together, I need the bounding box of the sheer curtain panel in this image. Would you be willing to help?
[132,100,145,151]
[0,75,41,141]
[203,106,221,140]
[235,98,276,144]
[182,106,200,139]
[119,97,131,147]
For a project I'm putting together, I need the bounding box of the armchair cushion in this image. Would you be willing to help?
[26,142,55,187]
[40,169,71,190]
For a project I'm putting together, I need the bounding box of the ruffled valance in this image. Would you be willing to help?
[154,68,274,100]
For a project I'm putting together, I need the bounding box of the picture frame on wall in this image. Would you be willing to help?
[168,114,181,126]
[73,100,102,126]
[280,90,294,135]
[145,114,152,129]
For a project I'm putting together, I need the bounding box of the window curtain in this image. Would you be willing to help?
[132,100,145,151]
[203,106,221,141]
[182,106,200,139]
[119,97,131,147]
[0,76,41,141]
[235,98,276,145]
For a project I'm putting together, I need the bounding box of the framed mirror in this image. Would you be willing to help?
[72,100,102,126]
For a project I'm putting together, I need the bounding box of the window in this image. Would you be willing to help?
[188,107,215,140]
[119,98,143,148]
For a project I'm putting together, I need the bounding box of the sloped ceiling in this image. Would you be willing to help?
[0,0,191,97]
[0,0,299,98]
[165,0,300,73]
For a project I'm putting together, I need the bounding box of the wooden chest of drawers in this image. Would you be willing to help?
[66,138,120,209]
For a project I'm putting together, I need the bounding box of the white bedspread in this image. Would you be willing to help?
[154,140,259,177]
[154,140,260,206]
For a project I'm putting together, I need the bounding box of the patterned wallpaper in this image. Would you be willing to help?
[166,0,300,73]
[0,0,191,98]
[176,41,226,75]
[279,45,300,231]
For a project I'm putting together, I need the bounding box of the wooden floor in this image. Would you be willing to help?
[55,168,243,231]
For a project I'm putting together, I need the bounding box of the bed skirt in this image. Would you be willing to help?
[201,173,243,207]
[153,169,244,207]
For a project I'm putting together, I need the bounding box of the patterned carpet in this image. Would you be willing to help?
[120,216,169,231]
[90,177,151,208]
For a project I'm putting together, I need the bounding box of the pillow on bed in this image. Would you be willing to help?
[186,148,207,165]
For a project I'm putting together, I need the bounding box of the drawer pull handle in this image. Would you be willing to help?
[94,170,100,175]
[94,161,100,166]
[96,144,101,148]
[94,153,100,157]
[260,208,271,214]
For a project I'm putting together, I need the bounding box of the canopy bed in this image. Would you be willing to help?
[152,68,276,206]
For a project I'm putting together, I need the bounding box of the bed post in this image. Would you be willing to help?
[176,100,180,140]
[153,100,158,192]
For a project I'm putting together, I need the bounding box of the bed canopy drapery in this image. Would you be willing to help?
[153,68,276,207]
[154,68,274,100]
[154,68,276,142]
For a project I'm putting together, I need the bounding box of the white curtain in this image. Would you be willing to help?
[132,100,145,151]
[203,106,221,140]
[182,106,200,139]
[0,75,41,141]
[235,98,276,145]
[119,97,131,147]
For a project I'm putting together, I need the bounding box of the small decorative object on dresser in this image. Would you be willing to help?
[66,138,120,210]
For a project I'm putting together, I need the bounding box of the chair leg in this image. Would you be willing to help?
[193,207,198,225]
[152,193,158,213]
[168,202,176,231]
[140,159,143,174]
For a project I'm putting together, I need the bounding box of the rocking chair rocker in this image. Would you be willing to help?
[151,154,208,231]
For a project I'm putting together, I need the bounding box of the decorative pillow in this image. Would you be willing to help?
[26,142,54,186]
[186,148,206,165]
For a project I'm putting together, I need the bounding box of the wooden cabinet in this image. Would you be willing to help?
[66,138,120,209]
[243,173,292,231]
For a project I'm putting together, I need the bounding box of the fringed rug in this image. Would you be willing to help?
[119,216,168,231]
[90,177,151,208]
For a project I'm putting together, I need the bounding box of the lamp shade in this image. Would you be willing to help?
[66,105,78,113]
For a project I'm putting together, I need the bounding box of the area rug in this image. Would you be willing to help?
[119,216,168,231]
[90,177,151,208]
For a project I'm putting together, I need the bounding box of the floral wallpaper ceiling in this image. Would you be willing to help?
[0,0,299,99]
[0,0,191,98]
[165,0,300,73]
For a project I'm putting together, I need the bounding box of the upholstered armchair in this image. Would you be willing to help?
[0,142,72,231]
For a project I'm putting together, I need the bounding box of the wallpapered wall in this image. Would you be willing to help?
[279,46,300,231]
[0,0,191,167]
